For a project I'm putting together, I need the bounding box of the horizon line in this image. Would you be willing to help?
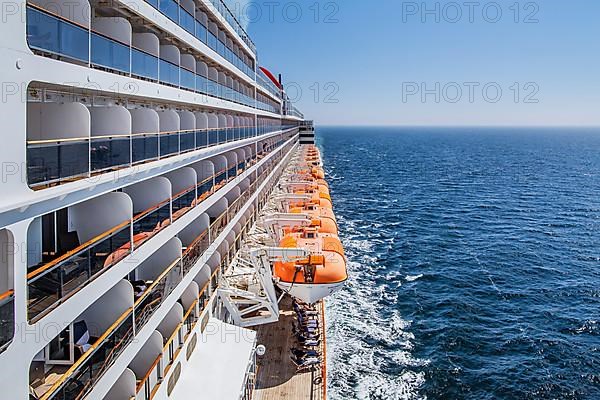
[312,124,600,128]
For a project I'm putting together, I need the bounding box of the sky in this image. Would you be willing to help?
[236,0,600,126]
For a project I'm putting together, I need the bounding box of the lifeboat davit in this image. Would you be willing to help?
[273,229,347,304]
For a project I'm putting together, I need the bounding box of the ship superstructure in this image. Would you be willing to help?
[0,0,341,398]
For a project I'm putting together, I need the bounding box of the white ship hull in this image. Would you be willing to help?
[277,281,347,304]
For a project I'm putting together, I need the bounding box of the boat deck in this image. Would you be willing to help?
[253,297,326,400]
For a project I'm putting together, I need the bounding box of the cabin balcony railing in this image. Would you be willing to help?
[132,47,159,81]
[27,221,131,321]
[91,135,131,172]
[91,32,131,74]
[182,231,209,275]
[180,67,196,92]
[209,211,228,242]
[134,258,182,331]
[40,308,135,400]
[27,138,90,186]
[26,5,89,62]
[132,133,160,164]
[172,185,197,216]
[159,0,179,23]
[135,299,199,400]
[206,0,256,55]
[159,58,180,87]
[180,7,195,35]
[197,175,215,201]
[159,130,180,157]
[143,0,256,78]
[26,125,270,188]
[133,200,171,238]
[0,290,15,352]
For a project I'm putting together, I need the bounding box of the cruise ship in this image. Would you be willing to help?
[0,0,346,399]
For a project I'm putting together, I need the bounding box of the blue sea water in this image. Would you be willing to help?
[321,127,600,400]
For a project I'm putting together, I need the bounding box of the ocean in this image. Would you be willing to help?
[321,127,600,400]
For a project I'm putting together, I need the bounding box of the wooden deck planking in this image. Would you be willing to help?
[253,297,325,400]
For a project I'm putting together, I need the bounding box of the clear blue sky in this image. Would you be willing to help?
[240,0,600,126]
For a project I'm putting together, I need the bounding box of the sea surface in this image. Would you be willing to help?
[321,127,600,400]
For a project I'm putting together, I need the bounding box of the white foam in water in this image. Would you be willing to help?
[405,274,424,282]
[326,233,429,400]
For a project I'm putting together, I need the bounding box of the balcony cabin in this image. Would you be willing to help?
[178,110,196,153]
[166,168,197,221]
[129,331,164,400]
[225,152,239,179]
[27,0,91,64]
[89,105,132,172]
[158,109,180,158]
[207,199,229,240]
[195,112,209,148]
[126,284,200,399]
[132,32,160,81]
[192,160,215,201]
[223,231,237,264]
[0,229,15,353]
[180,54,197,92]
[210,155,228,189]
[179,0,195,35]
[194,9,209,44]
[124,177,171,241]
[26,101,90,188]
[217,114,228,144]
[207,113,219,145]
[205,252,222,295]
[179,213,210,273]
[196,61,209,94]
[235,149,247,172]
[104,368,136,400]
[226,115,235,141]
[130,107,160,164]
[159,45,180,87]
[91,15,131,74]
[130,238,182,331]
[29,280,134,400]
[207,66,219,98]
[157,303,185,370]
[217,29,227,57]
[207,22,219,52]
[218,71,227,100]
[26,192,132,321]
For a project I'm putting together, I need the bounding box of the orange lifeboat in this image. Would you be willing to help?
[273,228,347,304]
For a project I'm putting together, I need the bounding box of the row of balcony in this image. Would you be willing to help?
[256,93,281,114]
[26,5,259,109]
[29,140,294,400]
[143,0,254,78]
[257,69,283,100]
[27,118,296,188]
[26,133,292,323]
[206,0,256,55]
[285,103,305,119]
